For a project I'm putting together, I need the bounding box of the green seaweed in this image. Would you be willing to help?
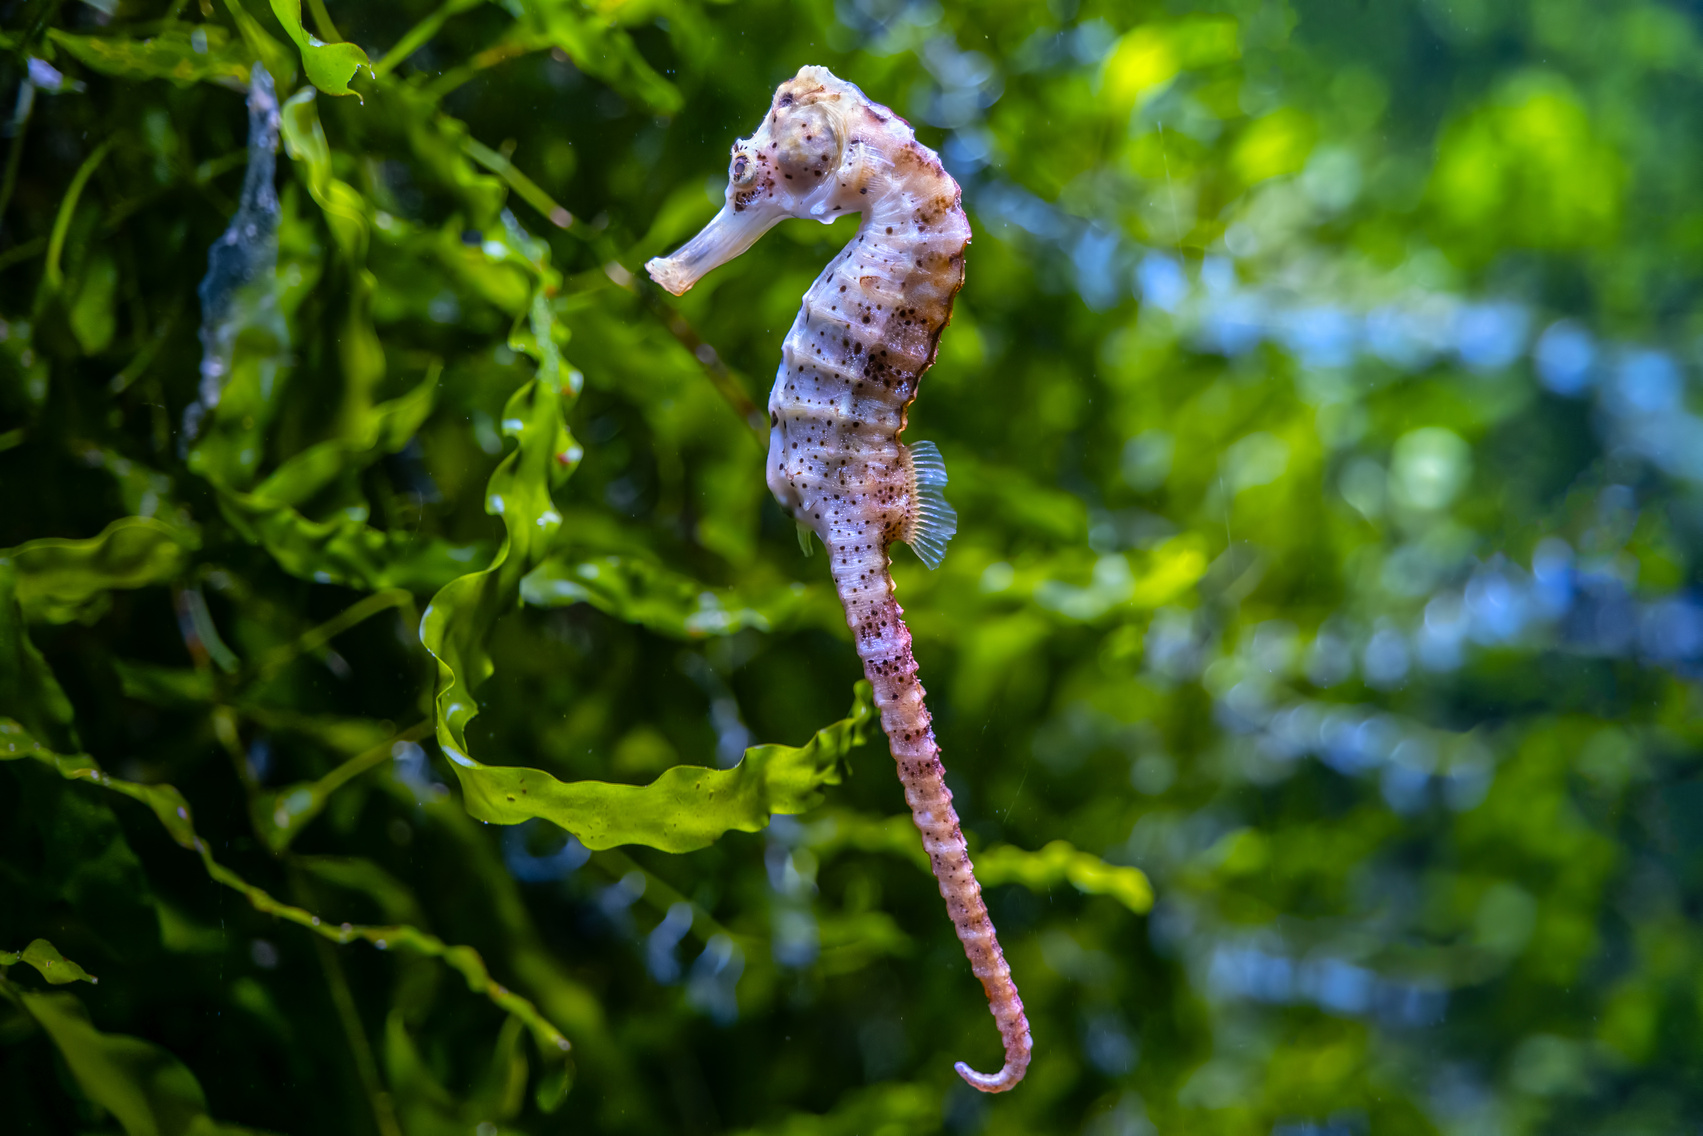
[3,516,198,624]
[0,563,77,747]
[0,718,574,1062]
[1,981,267,1135]
[417,214,582,811]
[218,0,296,90]
[277,86,384,432]
[454,680,874,851]
[0,938,97,985]
[803,810,1154,915]
[520,550,815,638]
[47,26,253,89]
[267,0,370,97]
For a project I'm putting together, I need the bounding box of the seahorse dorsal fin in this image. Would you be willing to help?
[901,440,957,569]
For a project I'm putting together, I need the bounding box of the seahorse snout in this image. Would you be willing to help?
[644,199,789,296]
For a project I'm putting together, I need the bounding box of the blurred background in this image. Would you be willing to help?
[3,0,1703,1133]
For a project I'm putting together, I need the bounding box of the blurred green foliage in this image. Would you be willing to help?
[4,0,1703,1134]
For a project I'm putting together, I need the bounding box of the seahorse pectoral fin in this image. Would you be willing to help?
[645,200,789,296]
[900,440,957,569]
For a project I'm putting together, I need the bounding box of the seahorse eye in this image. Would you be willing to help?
[730,150,756,187]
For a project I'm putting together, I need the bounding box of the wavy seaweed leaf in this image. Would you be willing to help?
[520,551,813,638]
[47,26,252,89]
[220,502,482,589]
[253,720,433,852]
[75,445,196,531]
[728,1083,941,1136]
[421,363,574,759]
[363,767,634,1120]
[187,80,478,591]
[416,211,864,850]
[454,680,874,852]
[0,719,574,1062]
[211,373,483,591]
[111,659,216,708]
[0,938,96,985]
[977,840,1155,913]
[804,811,1155,915]
[395,91,507,227]
[4,516,198,624]
[0,981,266,1135]
[385,1009,536,1135]
[0,562,79,749]
[499,0,681,114]
[278,86,384,432]
[418,215,580,810]
[218,0,296,91]
[267,0,369,97]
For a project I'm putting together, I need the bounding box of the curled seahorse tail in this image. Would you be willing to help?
[956,1051,1032,1093]
[911,780,1032,1094]
[826,546,1032,1092]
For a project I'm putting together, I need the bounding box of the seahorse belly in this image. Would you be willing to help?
[766,152,970,542]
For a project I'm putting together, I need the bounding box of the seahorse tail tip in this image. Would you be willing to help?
[953,1057,1029,1094]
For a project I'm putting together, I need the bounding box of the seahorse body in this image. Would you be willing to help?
[647,66,1031,1093]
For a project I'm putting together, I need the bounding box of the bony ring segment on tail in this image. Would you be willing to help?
[645,65,1030,1092]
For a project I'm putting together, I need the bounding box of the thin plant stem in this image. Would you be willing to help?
[291,868,405,1136]
[305,0,341,43]
[462,135,572,229]
[638,284,766,443]
[249,587,415,682]
[0,82,33,244]
[45,137,116,291]
[373,0,480,78]
[311,718,432,802]
[422,39,533,101]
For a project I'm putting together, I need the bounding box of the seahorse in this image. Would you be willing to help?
[646,66,1031,1092]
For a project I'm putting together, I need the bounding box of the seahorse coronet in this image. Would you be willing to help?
[646,65,1032,1093]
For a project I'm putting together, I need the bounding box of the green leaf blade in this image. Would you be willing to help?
[450,681,874,852]
[1,939,97,985]
[267,0,369,97]
[5,517,198,625]
[47,26,253,88]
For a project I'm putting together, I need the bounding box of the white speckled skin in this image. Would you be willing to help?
[647,66,1030,1093]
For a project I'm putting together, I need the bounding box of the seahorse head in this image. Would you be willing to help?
[646,66,875,296]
